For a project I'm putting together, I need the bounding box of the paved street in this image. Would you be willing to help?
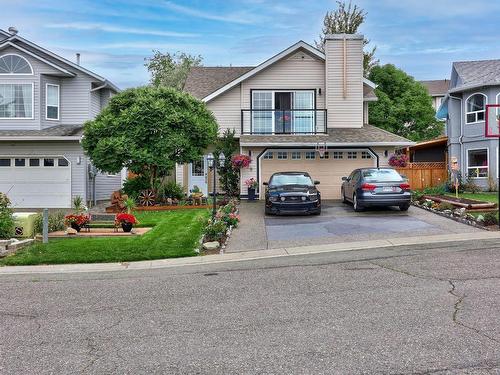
[1,239,500,374]
[225,201,483,252]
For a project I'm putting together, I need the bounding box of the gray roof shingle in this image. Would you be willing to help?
[0,125,83,138]
[184,66,253,99]
[419,80,449,96]
[240,124,413,145]
[452,59,500,91]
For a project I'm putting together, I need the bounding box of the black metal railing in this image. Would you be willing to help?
[241,109,327,135]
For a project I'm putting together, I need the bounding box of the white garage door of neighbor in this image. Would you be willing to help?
[0,156,72,208]
[261,150,376,199]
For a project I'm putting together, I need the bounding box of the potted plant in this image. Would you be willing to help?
[115,213,138,233]
[245,178,258,200]
[190,185,204,205]
[64,214,90,232]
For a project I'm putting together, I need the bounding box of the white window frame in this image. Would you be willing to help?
[252,91,275,134]
[0,54,34,75]
[305,151,316,160]
[465,92,487,124]
[291,151,301,160]
[0,82,34,120]
[347,151,358,159]
[466,147,489,179]
[277,151,288,160]
[333,151,343,159]
[263,151,274,160]
[46,83,60,121]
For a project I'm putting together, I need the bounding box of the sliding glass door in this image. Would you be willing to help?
[293,91,314,133]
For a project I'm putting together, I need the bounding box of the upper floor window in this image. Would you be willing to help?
[46,84,60,120]
[466,93,486,124]
[0,54,33,75]
[0,83,33,119]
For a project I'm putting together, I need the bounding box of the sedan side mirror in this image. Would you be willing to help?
[314,180,320,185]
[263,182,268,186]
[341,177,348,181]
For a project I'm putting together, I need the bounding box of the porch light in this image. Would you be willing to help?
[207,153,214,168]
[219,152,226,167]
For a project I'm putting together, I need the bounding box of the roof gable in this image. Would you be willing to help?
[449,59,500,93]
[184,66,253,99]
[419,80,449,96]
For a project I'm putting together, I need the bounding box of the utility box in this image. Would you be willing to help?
[13,212,38,238]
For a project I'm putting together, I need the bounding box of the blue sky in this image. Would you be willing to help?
[3,0,500,88]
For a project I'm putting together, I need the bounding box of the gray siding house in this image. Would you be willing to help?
[0,27,123,208]
[438,60,500,189]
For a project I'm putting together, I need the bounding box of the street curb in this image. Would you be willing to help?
[1,231,499,275]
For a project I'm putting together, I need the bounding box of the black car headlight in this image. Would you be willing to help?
[307,192,319,200]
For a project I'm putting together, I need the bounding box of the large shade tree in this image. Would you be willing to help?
[145,51,202,90]
[82,86,218,186]
[368,64,443,142]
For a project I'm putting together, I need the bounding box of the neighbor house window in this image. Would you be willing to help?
[333,151,343,159]
[0,83,33,118]
[58,158,69,167]
[0,158,11,167]
[0,54,33,74]
[467,149,488,178]
[277,151,288,160]
[14,158,25,167]
[46,84,60,120]
[29,158,40,167]
[263,151,274,160]
[43,158,55,167]
[305,151,315,159]
[466,93,486,124]
[347,151,357,159]
[291,151,301,160]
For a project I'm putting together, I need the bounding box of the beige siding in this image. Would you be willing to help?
[241,51,325,109]
[325,37,364,128]
[206,84,241,136]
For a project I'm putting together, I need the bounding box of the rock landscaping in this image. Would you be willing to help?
[0,239,35,257]
[201,199,240,254]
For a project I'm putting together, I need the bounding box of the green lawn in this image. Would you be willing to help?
[0,209,209,266]
[445,192,499,204]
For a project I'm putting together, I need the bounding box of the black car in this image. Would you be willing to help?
[264,172,321,215]
[341,168,411,212]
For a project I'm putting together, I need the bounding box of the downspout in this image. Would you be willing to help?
[449,95,463,177]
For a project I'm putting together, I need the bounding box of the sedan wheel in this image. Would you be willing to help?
[353,194,364,212]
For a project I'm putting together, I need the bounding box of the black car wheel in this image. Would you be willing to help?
[353,193,364,212]
[399,203,410,211]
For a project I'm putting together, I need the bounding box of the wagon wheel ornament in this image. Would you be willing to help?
[138,189,156,206]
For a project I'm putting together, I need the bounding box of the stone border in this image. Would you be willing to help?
[0,239,35,257]
[412,201,497,231]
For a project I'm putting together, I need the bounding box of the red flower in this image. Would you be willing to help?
[115,213,138,225]
[388,154,409,168]
[231,154,252,168]
[64,214,90,226]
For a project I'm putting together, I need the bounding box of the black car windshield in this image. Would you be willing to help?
[362,169,404,182]
[270,174,313,186]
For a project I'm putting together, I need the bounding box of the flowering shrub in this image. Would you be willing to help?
[203,219,228,242]
[388,154,409,168]
[115,213,138,225]
[64,214,90,227]
[231,154,251,168]
[202,200,240,242]
[244,178,258,189]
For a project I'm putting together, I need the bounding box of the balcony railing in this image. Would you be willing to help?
[241,109,327,135]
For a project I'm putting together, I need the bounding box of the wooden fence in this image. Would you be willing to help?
[395,162,448,190]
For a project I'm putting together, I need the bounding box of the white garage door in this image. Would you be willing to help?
[261,150,376,199]
[0,156,72,208]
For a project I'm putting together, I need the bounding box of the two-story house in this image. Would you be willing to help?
[438,59,500,189]
[0,27,122,208]
[181,34,414,199]
[420,79,449,111]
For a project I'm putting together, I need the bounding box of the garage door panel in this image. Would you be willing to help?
[261,154,375,199]
[0,161,71,208]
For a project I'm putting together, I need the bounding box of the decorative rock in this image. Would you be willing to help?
[203,241,220,250]
[476,215,485,223]
[66,227,78,235]
[6,239,34,252]
[166,198,173,206]
[0,239,15,251]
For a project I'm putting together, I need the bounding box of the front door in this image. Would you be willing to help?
[188,157,208,196]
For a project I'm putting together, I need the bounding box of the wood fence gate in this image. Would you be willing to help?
[395,162,448,190]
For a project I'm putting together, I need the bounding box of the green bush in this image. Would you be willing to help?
[157,181,184,201]
[33,211,66,235]
[462,178,482,194]
[483,212,499,226]
[203,219,228,242]
[122,176,151,198]
[437,202,454,211]
[0,193,14,239]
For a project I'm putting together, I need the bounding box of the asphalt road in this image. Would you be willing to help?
[1,239,500,374]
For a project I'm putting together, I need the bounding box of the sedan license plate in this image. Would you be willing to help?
[383,186,396,192]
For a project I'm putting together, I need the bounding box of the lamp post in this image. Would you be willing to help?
[206,152,225,217]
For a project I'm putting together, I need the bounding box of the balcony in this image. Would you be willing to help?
[241,109,327,135]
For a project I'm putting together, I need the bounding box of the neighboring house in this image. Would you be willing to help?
[438,59,500,189]
[0,27,122,208]
[182,34,414,199]
[420,79,449,111]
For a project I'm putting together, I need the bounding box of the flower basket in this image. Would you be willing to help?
[64,214,90,232]
[115,213,138,232]
[244,178,258,200]
[388,154,409,168]
[231,154,252,169]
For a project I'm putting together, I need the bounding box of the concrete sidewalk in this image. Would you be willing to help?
[1,231,500,275]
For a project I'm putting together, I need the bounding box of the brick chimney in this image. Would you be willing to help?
[324,34,364,128]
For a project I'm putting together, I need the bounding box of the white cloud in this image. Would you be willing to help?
[45,22,199,38]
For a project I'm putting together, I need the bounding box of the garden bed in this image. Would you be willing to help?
[424,195,497,210]
[46,227,152,238]
[135,204,211,211]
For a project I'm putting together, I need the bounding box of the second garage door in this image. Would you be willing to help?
[261,150,376,199]
[0,156,72,208]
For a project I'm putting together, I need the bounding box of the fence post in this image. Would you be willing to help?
[42,208,49,244]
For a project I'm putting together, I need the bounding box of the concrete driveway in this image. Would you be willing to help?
[225,200,483,252]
